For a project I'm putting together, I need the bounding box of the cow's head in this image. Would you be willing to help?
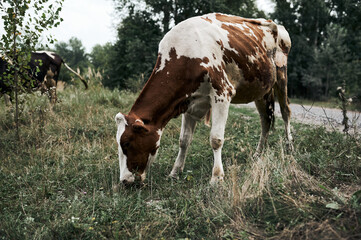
[115,112,162,184]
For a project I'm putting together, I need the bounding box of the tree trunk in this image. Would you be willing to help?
[13,5,19,141]
[325,67,330,98]
[162,3,170,34]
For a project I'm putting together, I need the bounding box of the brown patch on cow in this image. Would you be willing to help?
[280,39,290,54]
[201,16,212,23]
[216,40,225,51]
[266,21,278,41]
[215,13,262,26]
[212,166,223,177]
[211,137,222,150]
[217,22,277,103]
[131,48,209,127]
[206,17,278,102]
[205,64,229,98]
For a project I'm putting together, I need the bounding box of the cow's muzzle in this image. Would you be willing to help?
[121,174,144,187]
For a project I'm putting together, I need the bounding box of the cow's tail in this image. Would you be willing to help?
[266,90,275,131]
[62,61,88,89]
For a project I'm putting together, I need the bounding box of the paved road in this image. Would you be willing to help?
[238,102,361,134]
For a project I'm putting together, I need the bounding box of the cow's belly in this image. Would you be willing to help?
[231,82,270,104]
[225,61,276,104]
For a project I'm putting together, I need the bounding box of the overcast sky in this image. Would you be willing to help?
[0,0,274,53]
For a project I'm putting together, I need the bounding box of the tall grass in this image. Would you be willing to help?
[0,83,360,239]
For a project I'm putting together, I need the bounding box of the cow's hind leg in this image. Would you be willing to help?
[274,67,293,151]
[169,113,197,178]
[209,100,231,184]
[254,92,274,156]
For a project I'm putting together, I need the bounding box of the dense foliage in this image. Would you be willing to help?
[272,0,361,100]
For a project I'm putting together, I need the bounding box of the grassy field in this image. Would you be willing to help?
[0,81,360,239]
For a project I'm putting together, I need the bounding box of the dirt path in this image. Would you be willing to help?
[238,102,361,134]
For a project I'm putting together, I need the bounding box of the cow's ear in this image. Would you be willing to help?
[115,112,127,126]
[132,120,150,133]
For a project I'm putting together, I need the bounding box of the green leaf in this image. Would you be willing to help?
[351,190,361,206]
[326,202,340,210]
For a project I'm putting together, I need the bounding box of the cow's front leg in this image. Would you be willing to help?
[210,100,230,184]
[169,113,197,178]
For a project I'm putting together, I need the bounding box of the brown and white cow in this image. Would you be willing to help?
[115,13,293,184]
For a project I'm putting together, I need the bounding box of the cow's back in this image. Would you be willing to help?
[30,52,63,81]
[157,13,289,104]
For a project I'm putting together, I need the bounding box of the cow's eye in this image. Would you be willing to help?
[142,119,151,125]
[122,142,130,149]
[121,142,130,154]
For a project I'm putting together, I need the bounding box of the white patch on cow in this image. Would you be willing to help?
[277,25,291,50]
[115,113,134,183]
[275,25,291,68]
[247,55,257,64]
[36,51,56,60]
[156,129,163,148]
[260,27,277,51]
[158,13,236,72]
[135,119,143,124]
[275,51,287,67]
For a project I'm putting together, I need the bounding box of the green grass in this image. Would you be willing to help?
[0,83,360,239]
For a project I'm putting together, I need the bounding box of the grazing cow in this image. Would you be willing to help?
[0,51,88,103]
[115,13,293,184]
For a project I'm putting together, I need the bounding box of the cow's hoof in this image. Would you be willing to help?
[210,176,224,185]
[168,172,179,180]
[286,142,294,153]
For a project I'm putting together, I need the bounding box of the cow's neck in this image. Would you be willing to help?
[129,51,206,129]
[129,76,189,130]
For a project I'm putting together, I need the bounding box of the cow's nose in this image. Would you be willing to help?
[121,179,131,185]
[121,175,143,187]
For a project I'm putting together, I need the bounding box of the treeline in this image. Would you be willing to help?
[62,0,360,102]
[271,0,360,101]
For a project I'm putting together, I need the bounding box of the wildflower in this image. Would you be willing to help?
[25,216,35,224]
[89,227,94,230]
[70,216,79,223]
